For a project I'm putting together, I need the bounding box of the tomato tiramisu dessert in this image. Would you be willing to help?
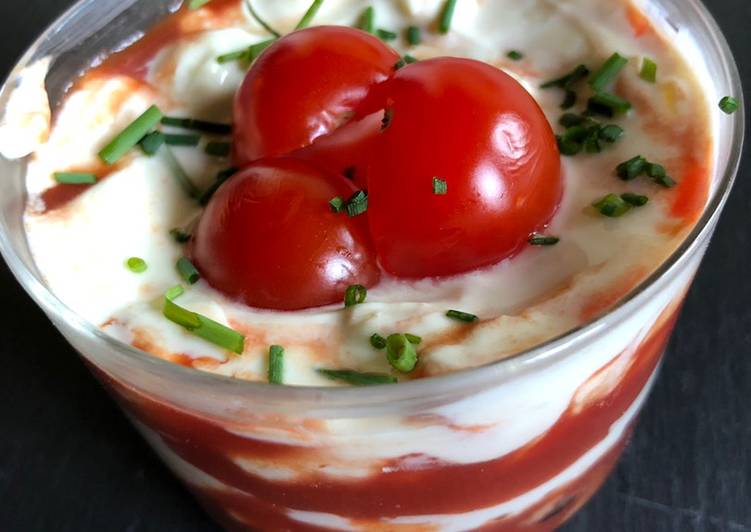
[4,0,738,529]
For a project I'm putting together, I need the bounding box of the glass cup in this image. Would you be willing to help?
[0,0,743,529]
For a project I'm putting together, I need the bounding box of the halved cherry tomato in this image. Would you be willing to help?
[366,58,562,278]
[190,159,380,310]
[233,26,400,167]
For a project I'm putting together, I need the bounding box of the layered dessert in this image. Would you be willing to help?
[1,0,734,530]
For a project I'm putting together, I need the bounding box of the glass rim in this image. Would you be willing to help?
[0,0,745,407]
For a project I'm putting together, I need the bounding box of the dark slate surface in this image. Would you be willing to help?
[0,1,748,531]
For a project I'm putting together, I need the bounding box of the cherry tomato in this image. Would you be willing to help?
[190,159,380,310]
[290,111,382,187]
[233,26,400,167]
[366,58,562,278]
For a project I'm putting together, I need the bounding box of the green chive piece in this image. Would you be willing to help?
[394,58,407,71]
[99,105,163,165]
[370,333,387,350]
[163,296,245,354]
[344,284,367,307]
[345,190,368,217]
[560,90,577,110]
[599,124,624,143]
[557,136,582,156]
[170,228,191,243]
[329,196,344,213]
[405,333,422,345]
[719,96,739,115]
[199,168,236,206]
[439,0,458,34]
[541,65,590,89]
[358,6,375,33]
[126,257,148,273]
[162,146,200,199]
[395,57,418,70]
[176,257,200,285]
[584,134,601,154]
[376,28,398,41]
[589,53,629,92]
[507,50,524,61]
[245,0,281,37]
[446,310,479,323]
[53,172,97,185]
[386,334,418,373]
[404,54,418,64]
[407,25,422,45]
[433,177,448,195]
[217,49,250,64]
[654,174,677,188]
[616,156,648,180]
[640,58,657,83]
[161,116,231,135]
[268,345,285,384]
[587,92,632,117]
[621,193,649,206]
[317,369,397,386]
[529,234,560,246]
[295,0,325,30]
[164,133,201,147]
[188,0,212,9]
[205,141,231,157]
[593,193,632,217]
[139,131,166,155]
[559,113,589,129]
[165,285,185,301]
[646,163,666,179]
[249,38,276,62]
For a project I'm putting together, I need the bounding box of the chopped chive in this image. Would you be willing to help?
[407,25,422,45]
[162,146,200,199]
[541,65,590,89]
[394,58,407,71]
[719,96,739,115]
[599,124,624,143]
[344,284,367,307]
[561,124,591,143]
[616,156,648,180]
[587,92,632,117]
[560,90,577,110]
[176,257,200,285]
[329,196,344,213]
[188,0,212,9]
[245,0,281,37]
[217,49,250,64]
[405,333,422,345]
[646,163,666,178]
[99,105,163,165]
[507,50,524,61]
[317,369,397,386]
[199,168,236,206]
[268,345,285,384]
[433,177,448,195]
[170,228,191,243]
[376,28,398,41]
[205,141,231,157]
[295,0,324,30]
[126,257,148,273]
[53,172,97,185]
[164,133,201,147]
[589,53,628,92]
[163,296,245,354]
[358,6,375,33]
[557,136,582,156]
[446,310,478,323]
[654,174,677,188]
[583,134,601,154]
[165,285,185,301]
[438,0,458,34]
[251,38,276,61]
[404,54,418,64]
[593,193,632,217]
[139,131,166,155]
[621,193,649,206]
[386,334,418,373]
[161,116,231,135]
[529,234,560,246]
[640,58,658,83]
[345,190,368,217]
[559,113,589,129]
[370,333,387,350]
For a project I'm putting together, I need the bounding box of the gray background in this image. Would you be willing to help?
[0,1,749,530]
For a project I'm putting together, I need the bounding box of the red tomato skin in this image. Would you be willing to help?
[233,26,400,167]
[190,159,380,311]
[366,58,563,278]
